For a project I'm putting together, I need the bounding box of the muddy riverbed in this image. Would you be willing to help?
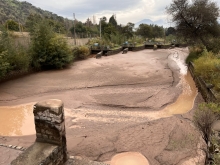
[0,48,205,165]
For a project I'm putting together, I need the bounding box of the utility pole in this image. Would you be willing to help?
[99,18,102,39]
[18,0,21,33]
[73,13,76,45]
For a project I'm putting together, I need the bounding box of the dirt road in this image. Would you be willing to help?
[0,48,205,165]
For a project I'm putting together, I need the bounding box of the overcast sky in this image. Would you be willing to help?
[21,0,220,26]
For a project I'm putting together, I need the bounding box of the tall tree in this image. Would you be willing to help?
[166,27,176,36]
[136,24,152,38]
[109,15,117,27]
[166,0,220,46]
[121,22,134,39]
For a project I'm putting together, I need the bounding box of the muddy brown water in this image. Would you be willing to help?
[0,103,35,136]
[160,71,197,117]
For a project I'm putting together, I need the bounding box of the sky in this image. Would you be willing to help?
[20,0,220,26]
[20,0,174,26]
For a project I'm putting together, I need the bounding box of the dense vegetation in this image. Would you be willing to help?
[167,0,220,50]
[0,0,72,33]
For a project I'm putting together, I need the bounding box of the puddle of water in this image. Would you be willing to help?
[163,71,197,115]
[0,103,35,136]
[107,152,149,165]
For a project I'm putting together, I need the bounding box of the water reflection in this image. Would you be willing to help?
[0,103,35,136]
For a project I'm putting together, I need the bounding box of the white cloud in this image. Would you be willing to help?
[21,0,220,26]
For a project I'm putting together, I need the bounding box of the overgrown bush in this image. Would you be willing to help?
[0,51,10,78]
[194,49,220,91]
[73,46,90,60]
[194,102,220,164]
[194,103,218,143]
[0,28,30,79]
[30,19,72,69]
[207,38,220,54]
[185,46,204,63]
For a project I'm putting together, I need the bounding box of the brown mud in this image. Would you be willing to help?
[0,48,205,165]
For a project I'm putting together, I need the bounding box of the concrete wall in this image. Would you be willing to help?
[131,45,145,52]
[106,47,122,56]
[188,62,218,103]
[11,99,67,165]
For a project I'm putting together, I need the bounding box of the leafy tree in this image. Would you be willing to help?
[166,27,176,36]
[121,22,134,39]
[166,0,220,47]
[30,19,72,69]
[0,28,31,78]
[26,14,66,34]
[136,24,152,38]
[109,15,117,27]
[102,24,116,40]
[70,21,87,37]
[5,20,19,31]
[25,14,43,32]
[150,24,164,39]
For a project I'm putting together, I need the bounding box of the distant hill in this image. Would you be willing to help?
[135,19,164,27]
[0,0,69,25]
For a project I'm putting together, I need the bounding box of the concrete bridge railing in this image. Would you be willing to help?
[11,99,67,165]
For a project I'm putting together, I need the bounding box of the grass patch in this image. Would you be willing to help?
[186,46,203,63]
[194,49,220,91]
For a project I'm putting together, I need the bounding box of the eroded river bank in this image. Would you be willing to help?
[0,48,205,165]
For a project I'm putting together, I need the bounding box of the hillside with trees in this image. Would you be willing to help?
[0,0,73,32]
[0,0,64,23]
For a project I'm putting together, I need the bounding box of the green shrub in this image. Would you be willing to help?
[194,49,220,91]
[0,51,10,78]
[31,19,72,69]
[193,102,218,144]
[9,46,31,71]
[73,46,90,60]
[0,28,30,79]
[185,46,204,63]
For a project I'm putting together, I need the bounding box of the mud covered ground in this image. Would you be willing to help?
[0,48,205,165]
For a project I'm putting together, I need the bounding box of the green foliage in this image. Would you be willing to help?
[0,51,10,78]
[26,14,66,34]
[136,24,164,39]
[30,19,72,69]
[167,0,220,47]
[5,19,19,31]
[121,22,134,39]
[166,27,176,36]
[109,15,117,27]
[9,45,31,71]
[72,46,90,60]
[198,102,220,115]
[194,49,220,91]
[206,38,220,54]
[193,102,218,144]
[186,46,204,63]
[0,0,71,33]
[70,22,87,34]
[0,28,30,78]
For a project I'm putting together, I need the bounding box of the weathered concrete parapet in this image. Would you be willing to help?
[11,99,67,165]
[33,99,67,162]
